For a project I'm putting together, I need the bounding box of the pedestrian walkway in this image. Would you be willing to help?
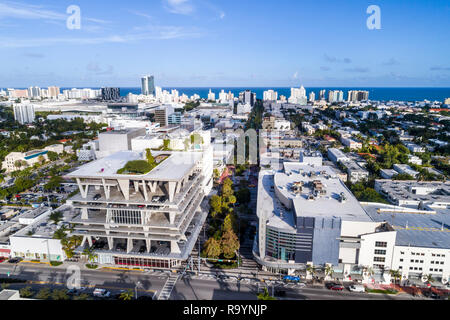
[158,274,180,300]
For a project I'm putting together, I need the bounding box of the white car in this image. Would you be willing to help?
[93,288,111,298]
[348,285,366,293]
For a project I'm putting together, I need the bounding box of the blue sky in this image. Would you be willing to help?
[0,0,449,87]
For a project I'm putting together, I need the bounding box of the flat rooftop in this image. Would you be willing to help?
[363,203,450,249]
[375,180,450,204]
[66,151,201,181]
[278,163,371,221]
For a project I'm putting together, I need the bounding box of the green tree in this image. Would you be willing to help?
[47,151,59,162]
[35,288,52,300]
[223,213,237,233]
[44,176,63,191]
[51,289,69,300]
[19,286,34,298]
[61,235,82,259]
[202,237,222,259]
[257,288,276,300]
[49,210,64,224]
[221,229,240,259]
[119,289,134,301]
[83,246,98,264]
[210,195,223,218]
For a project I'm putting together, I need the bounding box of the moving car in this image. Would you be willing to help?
[348,285,366,293]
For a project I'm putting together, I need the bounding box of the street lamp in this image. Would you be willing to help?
[42,239,51,264]
[135,281,142,300]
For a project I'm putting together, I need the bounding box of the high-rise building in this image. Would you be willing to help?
[207,89,216,102]
[348,90,369,102]
[288,85,307,105]
[13,104,35,124]
[445,98,450,105]
[309,92,316,102]
[141,75,155,96]
[319,90,326,100]
[263,90,278,101]
[101,87,120,101]
[154,105,175,127]
[27,87,41,99]
[48,86,60,98]
[239,90,257,106]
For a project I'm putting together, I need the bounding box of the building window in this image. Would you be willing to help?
[400,259,403,262]
[374,257,385,262]
[375,242,387,248]
[374,249,386,255]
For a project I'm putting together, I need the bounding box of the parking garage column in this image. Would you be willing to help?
[87,236,93,247]
[117,179,130,200]
[146,239,151,253]
[81,207,88,220]
[76,178,88,198]
[170,240,181,254]
[127,238,133,253]
[108,237,114,250]
[169,212,176,225]
[167,181,177,202]
[141,180,148,201]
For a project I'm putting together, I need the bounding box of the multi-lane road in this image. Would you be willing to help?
[0,262,420,300]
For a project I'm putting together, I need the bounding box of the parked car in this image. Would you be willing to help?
[93,288,111,298]
[8,257,22,264]
[93,194,101,201]
[326,282,343,290]
[423,291,442,300]
[348,285,366,293]
[330,284,344,291]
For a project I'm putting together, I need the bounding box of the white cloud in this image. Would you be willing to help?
[0,26,204,48]
[293,71,299,79]
[0,1,109,24]
[163,0,194,15]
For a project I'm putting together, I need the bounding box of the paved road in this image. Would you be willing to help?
[0,263,420,300]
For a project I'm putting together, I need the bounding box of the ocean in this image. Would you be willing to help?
[117,87,450,103]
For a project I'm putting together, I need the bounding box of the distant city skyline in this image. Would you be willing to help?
[0,0,449,87]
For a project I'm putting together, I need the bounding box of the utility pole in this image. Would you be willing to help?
[135,281,141,300]
[198,230,201,274]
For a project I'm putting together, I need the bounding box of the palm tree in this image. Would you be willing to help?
[119,289,134,301]
[325,265,334,279]
[83,246,98,264]
[257,288,276,301]
[389,269,402,285]
[306,264,317,280]
[423,274,434,285]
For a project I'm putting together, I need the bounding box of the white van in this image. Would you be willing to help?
[349,285,366,293]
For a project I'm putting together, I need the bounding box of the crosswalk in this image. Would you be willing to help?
[158,274,180,300]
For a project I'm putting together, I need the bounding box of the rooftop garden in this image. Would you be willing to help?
[116,149,168,175]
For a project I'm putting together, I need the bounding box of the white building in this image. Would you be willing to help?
[13,104,35,124]
[263,90,278,101]
[254,162,395,280]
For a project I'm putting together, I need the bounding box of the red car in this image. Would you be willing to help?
[330,285,344,291]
